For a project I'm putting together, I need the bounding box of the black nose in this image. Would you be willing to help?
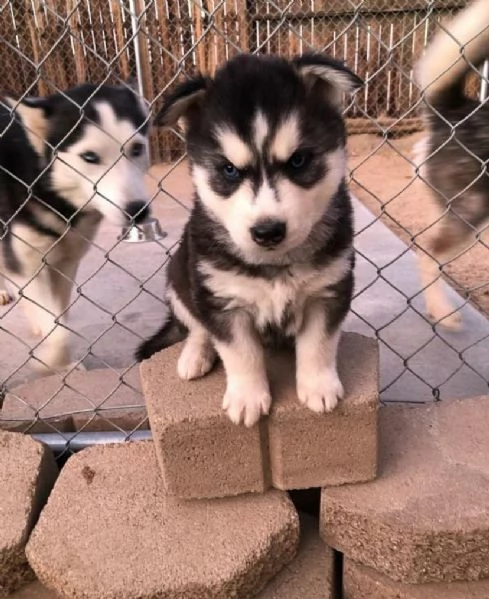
[124,201,150,224]
[250,220,286,247]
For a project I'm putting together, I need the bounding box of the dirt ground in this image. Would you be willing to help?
[348,132,489,316]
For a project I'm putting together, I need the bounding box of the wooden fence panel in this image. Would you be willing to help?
[0,0,476,161]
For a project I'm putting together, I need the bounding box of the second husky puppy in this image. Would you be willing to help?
[1,83,150,372]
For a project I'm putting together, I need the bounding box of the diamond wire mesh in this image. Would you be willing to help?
[0,0,487,455]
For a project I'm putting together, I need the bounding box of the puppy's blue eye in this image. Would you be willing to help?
[80,151,101,164]
[288,151,309,170]
[222,163,240,180]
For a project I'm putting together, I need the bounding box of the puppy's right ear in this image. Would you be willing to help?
[3,96,51,157]
[155,75,209,130]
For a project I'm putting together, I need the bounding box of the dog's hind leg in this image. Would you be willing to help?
[136,300,215,377]
[177,327,216,380]
[418,211,481,330]
[167,287,216,379]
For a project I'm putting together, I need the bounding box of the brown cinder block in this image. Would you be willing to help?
[259,513,334,598]
[321,397,489,584]
[268,333,379,489]
[141,344,270,498]
[9,581,57,598]
[0,432,58,596]
[142,332,379,499]
[26,442,299,599]
[344,559,489,599]
[1,367,146,434]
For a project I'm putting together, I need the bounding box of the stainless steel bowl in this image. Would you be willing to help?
[118,217,167,243]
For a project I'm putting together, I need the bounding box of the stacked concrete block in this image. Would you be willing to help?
[141,346,270,498]
[343,559,489,599]
[23,330,379,598]
[18,327,489,597]
[141,332,379,499]
[26,442,299,599]
[321,397,489,595]
[0,432,57,595]
[0,367,146,434]
[267,333,378,490]
[8,581,57,598]
[21,519,337,599]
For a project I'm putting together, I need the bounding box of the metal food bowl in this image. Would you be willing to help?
[118,217,167,243]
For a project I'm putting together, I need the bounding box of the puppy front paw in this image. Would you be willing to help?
[297,368,344,413]
[222,380,271,427]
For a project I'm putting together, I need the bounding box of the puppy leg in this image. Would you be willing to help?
[296,300,343,413]
[0,278,14,306]
[213,313,271,428]
[168,287,217,379]
[414,138,462,329]
[0,290,12,305]
[18,263,76,340]
[418,215,474,330]
[0,256,14,306]
[23,300,43,339]
[49,260,78,320]
[7,278,42,338]
[16,268,72,374]
[177,327,217,380]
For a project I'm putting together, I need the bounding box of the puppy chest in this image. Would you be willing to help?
[236,278,304,331]
[201,263,337,334]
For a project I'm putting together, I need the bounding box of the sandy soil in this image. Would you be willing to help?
[348,132,489,316]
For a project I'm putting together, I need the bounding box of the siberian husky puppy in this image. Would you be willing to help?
[0,83,151,372]
[137,53,362,427]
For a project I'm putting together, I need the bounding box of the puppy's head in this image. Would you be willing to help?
[6,82,151,226]
[157,53,362,263]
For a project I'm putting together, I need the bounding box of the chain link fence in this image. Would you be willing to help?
[0,0,488,455]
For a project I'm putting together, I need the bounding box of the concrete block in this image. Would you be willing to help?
[344,559,489,599]
[9,581,58,598]
[141,345,270,498]
[141,332,379,499]
[259,514,334,598]
[321,397,489,584]
[1,367,146,434]
[26,441,299,599]
[0,432,58,596]
[268,333,378,489]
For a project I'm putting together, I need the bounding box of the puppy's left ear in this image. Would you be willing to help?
[154,75,210,131]
[293,53,363,106]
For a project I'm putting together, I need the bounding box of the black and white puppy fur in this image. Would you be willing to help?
[0,83,150,373]
[137,53,362,427]
[415,0,489,329]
